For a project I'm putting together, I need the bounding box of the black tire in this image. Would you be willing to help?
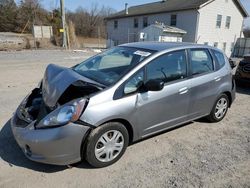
[207,94,229,122]
[85,122,129,168]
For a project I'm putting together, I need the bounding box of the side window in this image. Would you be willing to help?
[170,14,177,26]
[146,50,187,83]
[212,50,226,70]
[143,17,148,27]
[225,16,231,29]
[216,14,222,28]
[134,18,138,28]
[190,49,213,75]
[114,20,118,29]
[124,70,144,94]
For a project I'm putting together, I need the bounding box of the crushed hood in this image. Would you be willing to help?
[42,64,102,108]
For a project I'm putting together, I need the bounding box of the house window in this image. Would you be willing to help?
[225,16,231,29]
[134,18,138,28]
[214,42,218,48]
[204,42,209,45]
[143,17,148,27]
[216,15,222,28]
[114,20,118,29]
[170,14,177,26]
[223,42,227,52]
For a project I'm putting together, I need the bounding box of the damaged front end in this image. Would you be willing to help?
[10,64,104,165]
[13,64,103,129]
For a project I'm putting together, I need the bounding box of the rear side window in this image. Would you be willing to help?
[212,50,226,70]
[146,50,187,83]
[190,49,213,75]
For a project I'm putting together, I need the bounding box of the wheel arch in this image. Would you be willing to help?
[99,118,134,144]
[223,91,232,107]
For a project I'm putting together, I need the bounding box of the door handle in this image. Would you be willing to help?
[214,76,221,82]
[179,87,188,94]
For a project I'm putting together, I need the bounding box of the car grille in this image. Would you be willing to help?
[243,64,250,73]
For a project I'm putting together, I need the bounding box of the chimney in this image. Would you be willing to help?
[125,3,128,15]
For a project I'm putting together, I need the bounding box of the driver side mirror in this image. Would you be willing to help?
[144,79,164,91]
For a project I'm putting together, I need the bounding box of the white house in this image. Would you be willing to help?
[106,0,248,56]
[139,22,187,42]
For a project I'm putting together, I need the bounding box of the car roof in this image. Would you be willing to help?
[119,42,209,52]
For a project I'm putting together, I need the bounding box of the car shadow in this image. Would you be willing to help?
[0,119,93,173]
[0,118,195,172]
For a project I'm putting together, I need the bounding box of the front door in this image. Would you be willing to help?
[132,50,191,137]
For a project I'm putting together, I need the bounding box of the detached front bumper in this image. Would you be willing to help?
[11,112,90,166]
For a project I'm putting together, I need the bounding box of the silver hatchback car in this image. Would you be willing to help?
[11,42,235,167]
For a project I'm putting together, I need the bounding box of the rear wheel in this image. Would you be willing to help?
[85,122,129,168]
[207,94,229,122]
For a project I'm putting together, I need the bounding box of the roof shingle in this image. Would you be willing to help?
[106,0,248,20]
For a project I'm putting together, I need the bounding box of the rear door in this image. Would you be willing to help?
[187,48,218,119]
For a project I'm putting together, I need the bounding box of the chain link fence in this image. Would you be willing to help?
[232,38,250,57]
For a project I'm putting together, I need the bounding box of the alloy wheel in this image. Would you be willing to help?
[214,97,228,119]
[94,130,124,162]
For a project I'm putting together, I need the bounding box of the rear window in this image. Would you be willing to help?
[212,50,226,70]
[190,49,213,75]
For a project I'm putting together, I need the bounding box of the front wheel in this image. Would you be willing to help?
[207,94,229,122]
[85,122,129,168]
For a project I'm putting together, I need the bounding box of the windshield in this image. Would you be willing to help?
[73,46,155,86]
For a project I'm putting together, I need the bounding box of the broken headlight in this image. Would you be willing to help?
[36,98,87,129]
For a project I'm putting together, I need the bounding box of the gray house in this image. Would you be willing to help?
[106,0,248,56]
[139,23,187,42]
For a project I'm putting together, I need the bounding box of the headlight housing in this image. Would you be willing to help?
[36,98,87,129]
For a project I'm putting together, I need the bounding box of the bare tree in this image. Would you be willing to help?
[0,0,17,32]
[16,0,49,32]
[67,3,116,38]
[0,0,115,40]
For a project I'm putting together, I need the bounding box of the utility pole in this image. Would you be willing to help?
[60,0,67,49]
